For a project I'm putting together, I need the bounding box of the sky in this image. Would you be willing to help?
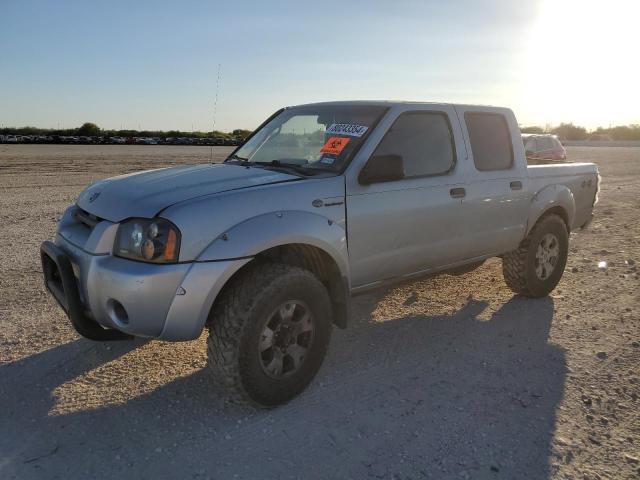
[1,0,638,132]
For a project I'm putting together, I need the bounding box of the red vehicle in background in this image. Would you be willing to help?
[522,134,567,162]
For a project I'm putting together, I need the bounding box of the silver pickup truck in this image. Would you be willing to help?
[41,101,599,406]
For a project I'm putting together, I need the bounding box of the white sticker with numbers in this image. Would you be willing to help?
[326,123,369,137]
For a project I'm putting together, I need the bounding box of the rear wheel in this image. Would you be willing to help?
[206,263,332,407]
[502,213,569,297]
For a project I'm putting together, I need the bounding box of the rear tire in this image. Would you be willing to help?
[206,263,332,407]
[502,213,568,297]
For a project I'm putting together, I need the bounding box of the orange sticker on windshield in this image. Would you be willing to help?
[320,136,350,155]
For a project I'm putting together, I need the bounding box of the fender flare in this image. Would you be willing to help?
[161,211,350,340]
[526,184,575,235]
[197,210,350,285]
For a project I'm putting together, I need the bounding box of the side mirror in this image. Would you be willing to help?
[358,154,405,185]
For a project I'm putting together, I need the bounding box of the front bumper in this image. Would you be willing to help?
[41,234,250,341]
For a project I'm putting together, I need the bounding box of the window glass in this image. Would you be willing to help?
[539,137,554,150]
[523,137,535,152]
[465,113,513,170]
[232,105,387,172]
[372,112,454,178]
[532,138,540,151]
[248,115,326,164]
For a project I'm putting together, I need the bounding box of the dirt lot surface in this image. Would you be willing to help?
[1,145,638,479]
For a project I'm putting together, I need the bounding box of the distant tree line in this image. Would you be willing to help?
[3,121,639,142]
[0,122,252,140]
[520,123,640,141]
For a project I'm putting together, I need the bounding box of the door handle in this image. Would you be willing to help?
[510,181,523,190]
[450,187,466,198]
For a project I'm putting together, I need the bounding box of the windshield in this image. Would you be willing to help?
[227,105,387,173]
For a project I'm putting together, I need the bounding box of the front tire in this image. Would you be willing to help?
[502,213,569,297]
[206,263,332,407]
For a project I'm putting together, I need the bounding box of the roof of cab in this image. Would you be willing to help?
[289,100,507,109]
[522,133,560,138]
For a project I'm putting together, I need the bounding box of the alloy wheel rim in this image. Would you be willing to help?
[259,300,314,379]
[535,233,560,280]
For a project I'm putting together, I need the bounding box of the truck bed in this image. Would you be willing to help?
[528,162,599,230]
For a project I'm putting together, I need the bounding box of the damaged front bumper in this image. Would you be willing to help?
[41,234,250,341]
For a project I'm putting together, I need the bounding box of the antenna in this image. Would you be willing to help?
[211,63,222,163]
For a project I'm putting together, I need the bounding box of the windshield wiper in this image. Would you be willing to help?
[226,156,318,176]
[255,160,319,177]
[225,153,251,165]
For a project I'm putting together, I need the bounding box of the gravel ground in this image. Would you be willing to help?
[0,144,638,479]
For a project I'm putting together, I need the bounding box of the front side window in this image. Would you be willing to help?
[228,105,387,174]
[465,112,514,171]
[372,111,455,178]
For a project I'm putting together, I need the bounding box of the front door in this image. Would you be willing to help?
[345,106,470,289]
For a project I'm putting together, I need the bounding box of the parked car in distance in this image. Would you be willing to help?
[135,137,158,145]
[42,101,599,407]
[522,133,567,162]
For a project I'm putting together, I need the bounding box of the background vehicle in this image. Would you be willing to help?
[522,133,567,162]
[135,137,158,145]
[41,101,599,407]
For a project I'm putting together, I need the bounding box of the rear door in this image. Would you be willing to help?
[345,105,470,288]
[538,136,554,159]
[454,106,530,257]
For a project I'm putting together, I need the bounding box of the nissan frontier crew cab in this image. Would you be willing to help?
[41,101,599,406]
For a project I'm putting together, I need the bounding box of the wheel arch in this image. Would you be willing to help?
[533,205,570,232]
[208,243,350,329]
[526,184,575,235]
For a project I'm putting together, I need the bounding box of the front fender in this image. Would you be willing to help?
[527,184,575,234]
[196,210,350,282]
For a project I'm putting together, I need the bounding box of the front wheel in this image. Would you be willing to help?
[206,263,332,407]
[502,213,569,297]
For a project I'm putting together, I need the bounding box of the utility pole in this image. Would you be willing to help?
[211,63,222,163]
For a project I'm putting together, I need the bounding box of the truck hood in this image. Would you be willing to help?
[76,163,300,222]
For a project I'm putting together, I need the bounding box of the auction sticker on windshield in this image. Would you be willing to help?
[320,137,350,156]
[326,123,369,137]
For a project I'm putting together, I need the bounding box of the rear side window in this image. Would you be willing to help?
[372,111,455,178]
[465,112,513,171]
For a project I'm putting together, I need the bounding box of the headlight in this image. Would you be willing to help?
[114,218,181,263]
